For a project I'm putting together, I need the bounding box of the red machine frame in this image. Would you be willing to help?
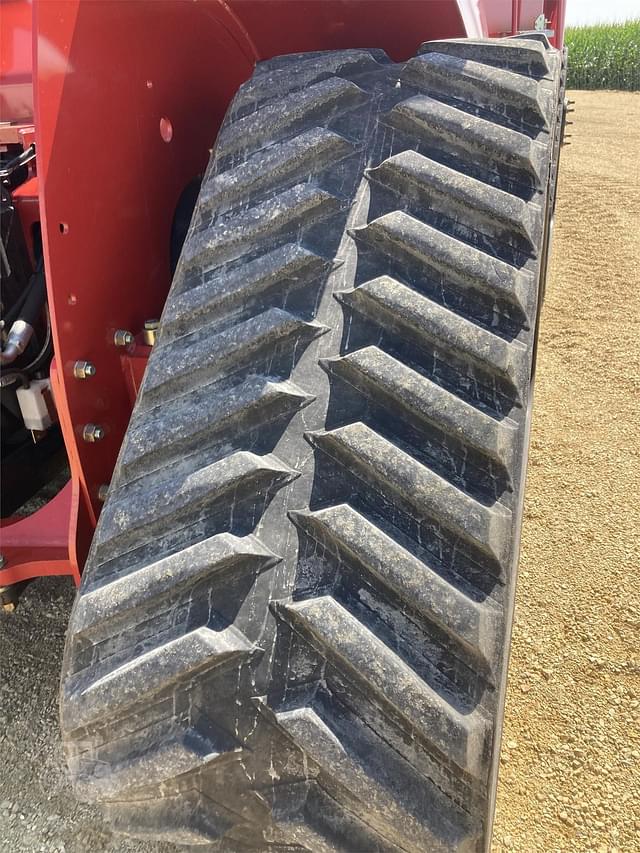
[0,0,566,590]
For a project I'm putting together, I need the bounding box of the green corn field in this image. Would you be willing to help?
[565,21,640,91]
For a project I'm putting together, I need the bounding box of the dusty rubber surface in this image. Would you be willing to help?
[59,39,563,851]
[0,90,637,852]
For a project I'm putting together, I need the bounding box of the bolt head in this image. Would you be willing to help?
[82,423,105,442]
[73,360,97,379]
[114,329,134,347]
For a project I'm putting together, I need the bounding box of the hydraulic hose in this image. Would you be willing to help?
[0,264,46,366]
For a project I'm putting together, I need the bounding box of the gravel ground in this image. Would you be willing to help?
[1,91,638,853]
[0,578,171,853]
[492,90,640,852]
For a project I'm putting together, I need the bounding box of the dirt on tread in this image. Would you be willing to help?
[60,39,564,851]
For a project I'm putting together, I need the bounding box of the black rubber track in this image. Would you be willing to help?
[61,37,564,851]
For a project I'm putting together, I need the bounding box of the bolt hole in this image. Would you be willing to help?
[160,117,173,144]
[59,222,69,234]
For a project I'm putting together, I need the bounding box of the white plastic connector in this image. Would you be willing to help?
[16,379,56,431]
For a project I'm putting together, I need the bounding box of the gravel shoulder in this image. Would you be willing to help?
[492,90,640,853]
[1,90,638,853]
[0,578,171,853]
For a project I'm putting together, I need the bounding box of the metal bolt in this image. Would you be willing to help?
[142,319,160,347]
[0,554,5,570]
[82,423,105,442]
[73,360,96,379]
[114,329,134,347]
[534,12,547,31]
[97,483,110,501]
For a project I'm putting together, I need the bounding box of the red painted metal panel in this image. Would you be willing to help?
[511,0,522,35]
[227,0,468,62]
[484,0,543,35]
[120,341,153,408]
[34,0,257,530]
[0,0,33,121]
[0,360,92,587]
[0,479,82,586]
[544,0,566,48]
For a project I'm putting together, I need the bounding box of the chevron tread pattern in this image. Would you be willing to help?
[61,37,564,850]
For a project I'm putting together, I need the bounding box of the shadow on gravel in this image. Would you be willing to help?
[0,577,173,853]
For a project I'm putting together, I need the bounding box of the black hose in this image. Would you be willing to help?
[22,308,52,373]
[16,265,46,327]
[0,304,51,378]
[3,279,31,325]
[0,370,30,389]
[0,144,36,179]
[2,256,44,326]
[0,257,47,367]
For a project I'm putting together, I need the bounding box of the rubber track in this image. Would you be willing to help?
[61,38,564,851]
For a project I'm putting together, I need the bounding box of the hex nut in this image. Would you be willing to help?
[73,360,97,379]
[82,424,105,443]
[114,329,134,347]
